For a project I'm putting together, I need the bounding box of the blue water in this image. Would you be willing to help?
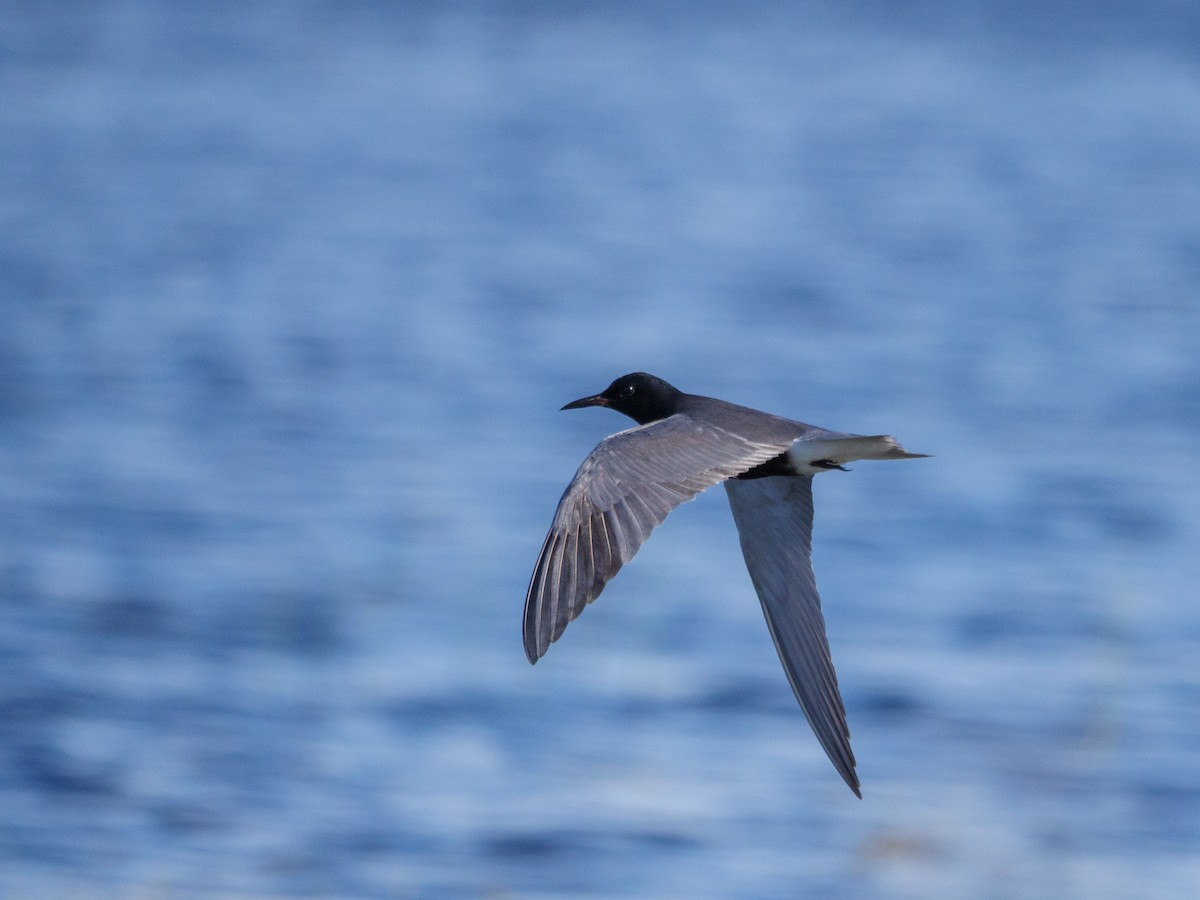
[3,2,1199,897]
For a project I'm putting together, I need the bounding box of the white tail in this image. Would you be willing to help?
[785,434,928,473]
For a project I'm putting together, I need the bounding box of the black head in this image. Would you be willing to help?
[561,372,683,425]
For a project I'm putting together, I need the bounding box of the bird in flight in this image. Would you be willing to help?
[524,372,927,796]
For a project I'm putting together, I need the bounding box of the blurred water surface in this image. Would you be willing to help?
[2,2,1199,897]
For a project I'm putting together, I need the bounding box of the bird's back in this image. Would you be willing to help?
[678,394,852,446]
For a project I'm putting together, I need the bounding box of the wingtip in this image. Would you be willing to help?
[523,636,543,665]
[840,766,862,798]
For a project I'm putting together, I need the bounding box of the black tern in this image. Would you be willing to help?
[524,372,927,796]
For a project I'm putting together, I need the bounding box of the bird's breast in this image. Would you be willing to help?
[736,452,799,480]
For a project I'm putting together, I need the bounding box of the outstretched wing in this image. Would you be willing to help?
[524,415,790,663]
[724,475,860,797]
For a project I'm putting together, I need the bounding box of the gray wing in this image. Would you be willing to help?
[525,414,791,664]
[724,475,860,797]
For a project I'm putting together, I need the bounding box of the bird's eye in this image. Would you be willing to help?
[621,384,636,398]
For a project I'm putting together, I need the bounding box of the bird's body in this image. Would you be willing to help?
[523,373,927,796]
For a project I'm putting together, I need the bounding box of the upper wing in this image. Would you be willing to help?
[723,475,860,797]
[524,414,791,663]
